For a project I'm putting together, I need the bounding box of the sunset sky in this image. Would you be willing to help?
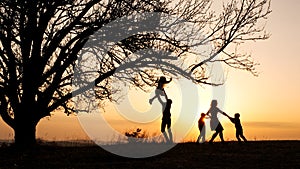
[1,0,300,142]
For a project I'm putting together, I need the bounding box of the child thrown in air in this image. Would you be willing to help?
[149,76,172,106]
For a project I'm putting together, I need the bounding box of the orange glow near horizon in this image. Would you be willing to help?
[1,1,300,142]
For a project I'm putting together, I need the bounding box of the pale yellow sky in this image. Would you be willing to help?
[1,0,300,142]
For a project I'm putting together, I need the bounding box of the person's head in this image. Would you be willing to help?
[167,99,172,105]
[158,76,167,83]
[211,100,218,107]
[199,113,206,122]
[234,113,240,119]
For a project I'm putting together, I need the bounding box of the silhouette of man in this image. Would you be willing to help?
[161,99,173,143]
[206,100,227,143]
[225,113,247,142]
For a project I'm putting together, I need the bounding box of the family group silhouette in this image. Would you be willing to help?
[199,99,247,143]
[149,76,247,144]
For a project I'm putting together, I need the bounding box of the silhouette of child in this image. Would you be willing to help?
[206,100,228,143]
[197,113,209,143]
[161,99,173,143]
[225,113,247,142]
[149,76,172,106]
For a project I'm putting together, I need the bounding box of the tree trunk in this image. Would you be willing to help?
[14,117,38,148]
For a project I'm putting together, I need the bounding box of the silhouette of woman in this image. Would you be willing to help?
[206,100,227,143]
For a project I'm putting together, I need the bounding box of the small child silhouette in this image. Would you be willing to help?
[225,113,247,142]
[149,76,172,105]
[197,113,209,143]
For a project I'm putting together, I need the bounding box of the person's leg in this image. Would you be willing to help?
[236,132,242,142]
[149,96,155,104]
[150,89,163,104]
[157,90,166,105]
[199,126,206,143]
[165,119,173,143]
[197,134,200,143]
[215,123,225,142]
[209,132,218,143]
[161,120,169,143]
[219,131,225,142]
[241,135,247,142]
[161,120,166,133]
[240,130,247,142]
[167,128,173,143]
[162,132,169,143]
[197,127,202,143]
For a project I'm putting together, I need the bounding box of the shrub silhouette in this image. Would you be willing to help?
[125,128,148,143]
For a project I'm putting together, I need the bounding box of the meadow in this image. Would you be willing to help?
[0,141,299,169]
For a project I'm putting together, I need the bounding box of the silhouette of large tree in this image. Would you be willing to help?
[0,0,271,147]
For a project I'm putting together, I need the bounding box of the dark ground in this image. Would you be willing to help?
[0,141,299,169]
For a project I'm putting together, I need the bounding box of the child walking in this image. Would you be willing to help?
[197,113,208,143]
[225,113,247,142]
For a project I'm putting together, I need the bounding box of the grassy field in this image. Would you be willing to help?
[0,141,299,169]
